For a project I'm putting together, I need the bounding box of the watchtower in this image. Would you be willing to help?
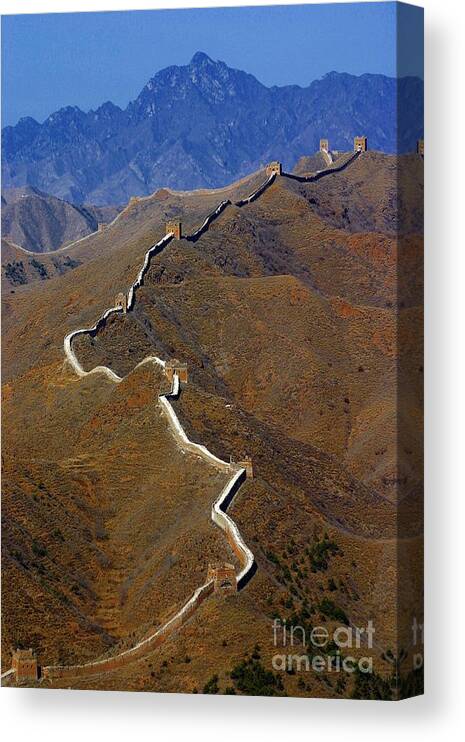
[165,359,188,384]
[320,139,329,153]
[115,292,127,314]
[237,457,254,479]
[207,563,237,595]
[354,136,368,152]
[417,139,424,156]
[166,220,182,240]
[97,222,106,232]
[266,161,282,176]
[12,648,38,682]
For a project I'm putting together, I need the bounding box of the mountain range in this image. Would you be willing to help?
[2,51,423,205]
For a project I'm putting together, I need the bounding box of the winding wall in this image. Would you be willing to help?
[43,579,215,680]
[11,153,361,682]
[287,151,359,183]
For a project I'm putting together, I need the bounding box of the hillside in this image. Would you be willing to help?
[2,53,423,204]
[1,152,423,698]
[1,168,267,293]
[1,238,85,290]
[1,186,120,252]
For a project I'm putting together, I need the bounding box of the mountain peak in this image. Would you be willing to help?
[46,105,85,125]
[2,62,423,205]
[190,51,214,66]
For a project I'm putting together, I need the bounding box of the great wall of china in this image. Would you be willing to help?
[3,138,376,685]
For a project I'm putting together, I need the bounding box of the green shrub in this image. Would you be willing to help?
[203,674,219,694]
[266,549,280,566]
[351,668,392,700]
[318,598,349,625]
[251,644,261,660]
[32,541,47,558]
[230,658,284,696]
[308,535,340,572]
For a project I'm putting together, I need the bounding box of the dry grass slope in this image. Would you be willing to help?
[2,154,423,696]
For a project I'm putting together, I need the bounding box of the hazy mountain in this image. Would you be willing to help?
[1,186,120,252]
[2,52,423,205]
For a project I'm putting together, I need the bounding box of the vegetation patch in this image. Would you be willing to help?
[308,534,340,572]
[318,597,349,625]
[4,260,27,285]
[29,258,48,280]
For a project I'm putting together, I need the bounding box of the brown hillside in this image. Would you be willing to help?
[2,153,423,697]
[1,186,120,253]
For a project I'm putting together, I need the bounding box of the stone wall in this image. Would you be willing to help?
[235,171,276,206]
[115,292,127,314]
[52,151,363,681]
[354,136,368,152]
[165,360,188,385]
[285,150,360,184]
[166,220,182,240]
[12,649,38,681]
[43,581,214,681]
[207,563,237,595]
[187,200,230,243]
[266,161,282,176]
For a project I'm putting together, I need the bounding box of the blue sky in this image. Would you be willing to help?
[1,2,423,127]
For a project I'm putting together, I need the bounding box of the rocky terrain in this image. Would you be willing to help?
[1,152,423,699]
[1,186,120,252]
[2,52,423,204]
